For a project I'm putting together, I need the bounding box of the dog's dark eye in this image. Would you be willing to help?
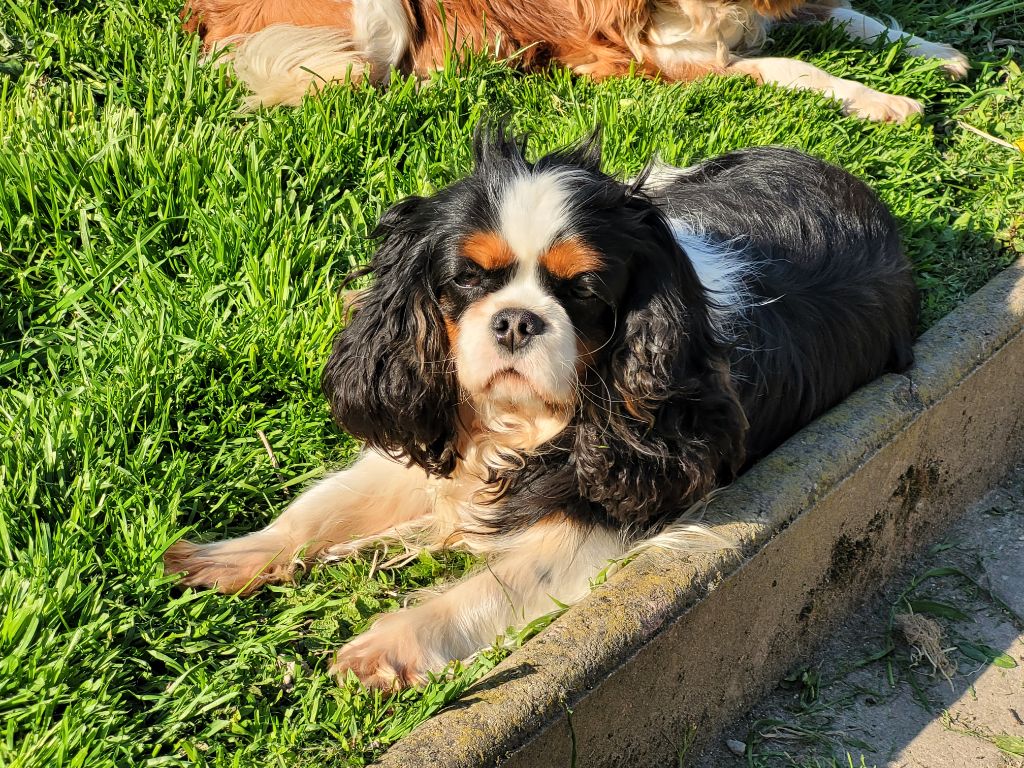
[454,269,483,289]
[570,273,600,300]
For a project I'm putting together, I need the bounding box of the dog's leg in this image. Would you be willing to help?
[329,516,626,689]
[818,5,969,79]
[163,451,436,595]
[640,38,921,122]
[728,56,923,122]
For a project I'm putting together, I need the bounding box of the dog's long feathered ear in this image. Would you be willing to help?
[322,195,460,476]
[574,200,748,527]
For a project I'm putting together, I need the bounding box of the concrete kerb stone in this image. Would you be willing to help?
[379,259,1024,768]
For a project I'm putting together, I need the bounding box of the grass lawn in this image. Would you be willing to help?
[1,1,1022,765]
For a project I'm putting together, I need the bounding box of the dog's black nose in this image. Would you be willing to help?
[492,308,546,353]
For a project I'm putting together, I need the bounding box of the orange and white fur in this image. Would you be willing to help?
[166,446,630,688]
[182,0,967,120]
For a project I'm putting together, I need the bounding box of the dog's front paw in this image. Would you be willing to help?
[163,535,295,595]
[844,88,923,122]
[330,613,442,690]
[908,41,970,80]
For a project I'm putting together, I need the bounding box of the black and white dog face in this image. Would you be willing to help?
[436,160,625,413]
[322,131,745,527]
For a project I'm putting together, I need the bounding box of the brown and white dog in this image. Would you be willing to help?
[182,0,967,119]
[165,131,919,689]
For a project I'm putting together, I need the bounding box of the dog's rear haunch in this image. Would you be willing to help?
[182,0,967,119]
[164,133,918,689]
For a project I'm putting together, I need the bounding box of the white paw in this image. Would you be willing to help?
[330,613,443,690]
[844,87,923,122]
[908,41,970,80]
[163,536,296,595]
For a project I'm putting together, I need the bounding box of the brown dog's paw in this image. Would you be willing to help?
[844,88,923,123]
[908,41,970,80]
[163,537,294,596]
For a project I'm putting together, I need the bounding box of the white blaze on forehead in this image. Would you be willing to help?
[497,169,583,270]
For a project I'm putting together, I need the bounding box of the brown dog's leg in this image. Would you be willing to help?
[802,3,968,78]
[183,0,410,107]
[728,56,924,121]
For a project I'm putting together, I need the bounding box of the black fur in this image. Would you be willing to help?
[649,147,918,461]
[322,132,918,536]
[322,195,461,476]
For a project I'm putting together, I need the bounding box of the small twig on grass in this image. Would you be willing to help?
[366,546,382,582]
[957,120,1021,152]
[258,428,290,492]
[257,429,280,468]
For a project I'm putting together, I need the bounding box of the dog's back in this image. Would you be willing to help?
[645,147,918,461]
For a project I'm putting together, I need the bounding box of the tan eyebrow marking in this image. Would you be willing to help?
[461,231,516,271]
[540,237,603,279]
[444,317,459,347]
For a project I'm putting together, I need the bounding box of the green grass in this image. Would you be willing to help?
[1,1,1022,765]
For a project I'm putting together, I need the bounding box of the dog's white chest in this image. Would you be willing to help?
[648,0,769,53]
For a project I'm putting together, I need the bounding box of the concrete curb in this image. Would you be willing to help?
[379,259,1024,768]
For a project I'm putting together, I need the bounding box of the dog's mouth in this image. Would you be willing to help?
[485,367,531,390]
[482,367,573,413]
[484,366,558,401]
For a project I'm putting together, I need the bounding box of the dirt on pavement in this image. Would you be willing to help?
[694,464,1024,768]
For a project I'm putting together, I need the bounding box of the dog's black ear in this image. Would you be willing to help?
[322,195,460,476]
[574,201,748,526]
